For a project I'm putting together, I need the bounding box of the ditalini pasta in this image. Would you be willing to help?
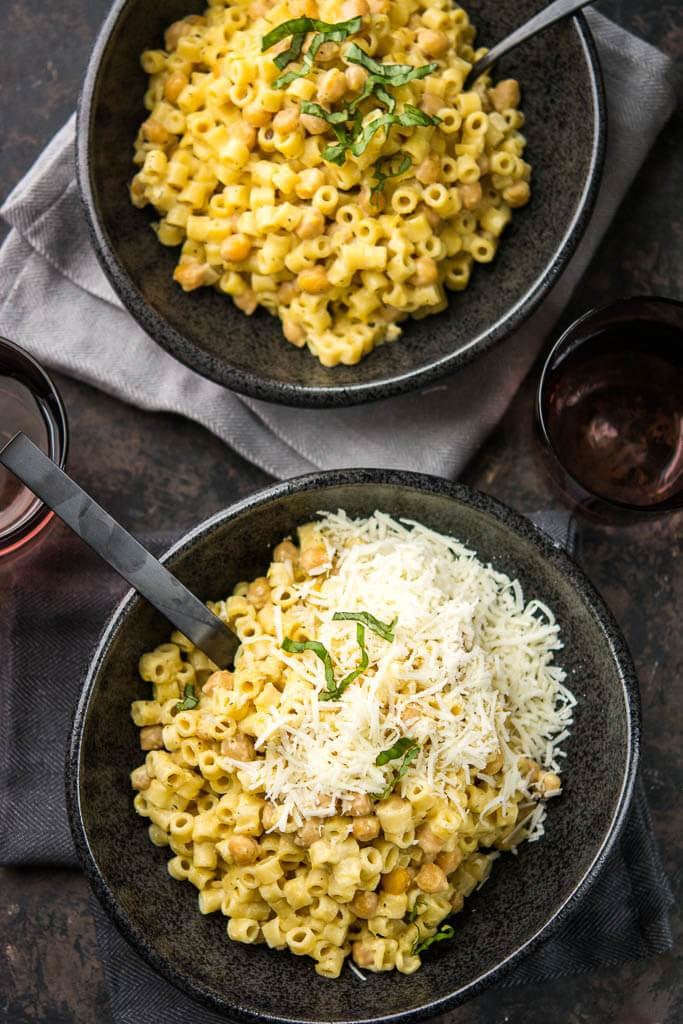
[130,511,574,978]
[130,0,531,366]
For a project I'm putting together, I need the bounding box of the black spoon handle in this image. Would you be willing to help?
[0,432,238,669]
[468,0,594,82]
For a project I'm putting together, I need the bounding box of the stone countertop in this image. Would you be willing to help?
[0,1,681,1021]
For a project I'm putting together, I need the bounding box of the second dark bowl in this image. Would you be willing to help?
[67,470,639,1023]
[77,0,605,407]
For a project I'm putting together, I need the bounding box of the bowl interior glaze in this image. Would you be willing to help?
[78,0,604,406]
[69,473,638,1023]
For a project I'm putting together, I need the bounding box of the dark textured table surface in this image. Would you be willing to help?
[1,1,682,1022]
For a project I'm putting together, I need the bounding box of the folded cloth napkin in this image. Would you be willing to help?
[0,12,677,481]
[0,520,674,1024]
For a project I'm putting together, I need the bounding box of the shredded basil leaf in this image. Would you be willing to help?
[262,17,362,88]
[412,923,455,956]
[282,637,335,690]
[376,736,418,766]
[406,896,426,923]
[344,43,438,87]
[332,610,396,642]
[175,684,199,712]
[377,739,420,799]
[371,153,412,196]
[320,622,368,701]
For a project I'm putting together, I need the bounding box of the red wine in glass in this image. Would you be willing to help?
[539,299,683,512]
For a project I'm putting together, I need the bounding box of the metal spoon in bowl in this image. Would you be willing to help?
[466,0,594,85]
[0,431,239,669]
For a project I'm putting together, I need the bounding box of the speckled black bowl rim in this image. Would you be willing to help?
[66,470,640,1023]
[76,4,606,408]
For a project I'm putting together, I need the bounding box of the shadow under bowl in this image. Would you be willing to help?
[67,470,639,1023]
[77,0,605,407]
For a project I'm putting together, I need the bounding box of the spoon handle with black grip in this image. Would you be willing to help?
[0,431,238,669]
[467,0,594,83]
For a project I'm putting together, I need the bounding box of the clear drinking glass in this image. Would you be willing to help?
[0,336,69,557]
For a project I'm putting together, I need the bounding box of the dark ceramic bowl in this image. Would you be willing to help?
[77,0,605,407]
[67,470,639,1022]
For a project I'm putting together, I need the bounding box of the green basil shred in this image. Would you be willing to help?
[261,17,362,89]
[175,684,199,712]
[406,895,426,923]
[371,153,412,197]
[281,637,335,690]
[376,737,420,799]
[320,622,369,701]
[412,923,455,956]
[332,610,396,642]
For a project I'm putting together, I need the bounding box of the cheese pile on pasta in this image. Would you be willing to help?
[130,511,574,978]
[130,0,531,366]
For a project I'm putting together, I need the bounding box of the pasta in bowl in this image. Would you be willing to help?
[130,0,531,366]
[130,510,574,978]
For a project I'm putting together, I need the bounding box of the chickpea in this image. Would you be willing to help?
[350,891,379,919]
[538,771,562,798]
[436,848,463,875]
[416,156,440,186]
[228,834,259,865]
[295,820,323,847]
[316,41,339,63]
[484,750,503,775]
[273,539,299,564]
[490,78,520,113]
[415,862,448,893]
[277,282,298,306]
[139,725,164,751]
[352,815,381,842]
[460,181,482,210]
[246,576,270,609]
[416,822,443,857]
[283,317,305,349]
[295,168,326,200]
[298,266,329,294]
[220,233,252,264]
[345,64,368,94]
[300,112,328,136]
[244,104,272,128]
[130,766,151,791]
[300,544,329,574]
[382,867,411,895]
[164,15,205,52]
[414,256,438,286]
[341,0,370,18]
[273,106,300,134]
[502,181,530,208]
[221,734,255,761]
[141,118,170,146]
[234,290,258,315]
[417,28,449,58]
[173,263,206,291]
[420,204,441,229]
[203,670,233,694]
[347,793,373,817]
[318,68,348,105]
[420,93,443,119]
[296,209,325,239]
[235,122,258,150]
[164,72,188,104]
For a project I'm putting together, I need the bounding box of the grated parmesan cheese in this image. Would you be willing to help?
[232,511,576,838]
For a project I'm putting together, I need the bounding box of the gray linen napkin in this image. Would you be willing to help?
[0,11,676,480]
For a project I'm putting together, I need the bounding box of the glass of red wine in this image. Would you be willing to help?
[0,336,69,556]
[537,297,683,516]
